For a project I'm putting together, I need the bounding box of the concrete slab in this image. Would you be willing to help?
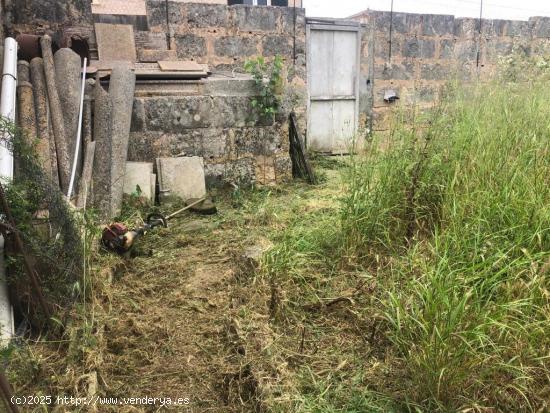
[156,156,206,202]
[95,23,137,62]
[123,161,154,201]
[92,0,147,16]
[158,60,208,72]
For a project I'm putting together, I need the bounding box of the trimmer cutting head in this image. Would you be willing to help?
[185,197,217,215]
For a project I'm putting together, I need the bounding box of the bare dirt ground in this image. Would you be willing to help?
[9,162,372,413]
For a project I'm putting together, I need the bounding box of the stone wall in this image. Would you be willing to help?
[352,11,550,131]
[8,0,92,27]
[144,1,306,78]
[129,76,293,186]
[127,2,307,185]
[5,1,307,186]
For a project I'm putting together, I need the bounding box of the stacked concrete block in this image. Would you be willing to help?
[351,9,543,131]
[128,75,291,186]
[124,2,306,186]
[145,1,306,76]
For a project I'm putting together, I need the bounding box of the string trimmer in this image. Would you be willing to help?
[101,197,217,255]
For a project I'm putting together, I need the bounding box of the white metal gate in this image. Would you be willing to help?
[307,20,361,153]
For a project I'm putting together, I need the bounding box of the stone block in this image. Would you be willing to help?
[454,18,478,37]
[416,84,437,103]
[532,17,550,38]
[262,36,292,56]
[482,19,507,37]
[493,40,514,56]
[506,20,531,37]
[138,49,177,62]
[186,3,228,28]
[422,14,454,36]
[202,78,256,96]
[405,13,423,34]
[255,155,276,186]
[201,129,228,159]
[123,161,155,201]
[402,38,435,58]
[141,32,169,50]
[156,156,207,202]
[214,36,258,57]
[374,34,404,59]
[439,39,454,59]
[166,1,186,25]
[372,11,407,34]
[280,7,306,33]
[274,155,292,182]
[232,5,278,32]
[223,157,255,185]
[454,40,478,61]
[175,34,207,58]
[374,62,414,80]
[145,0,167,29]
[204,163,225,187]
[210,96,256,128]
[420,63,448,80]
[144,96,213,131]
[131,98,146,132]
[295,39,306,55]
[109,64,137,217]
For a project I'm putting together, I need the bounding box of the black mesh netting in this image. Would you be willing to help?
[0,117,83,329]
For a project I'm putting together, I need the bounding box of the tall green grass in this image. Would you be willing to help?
[343,79,550,410]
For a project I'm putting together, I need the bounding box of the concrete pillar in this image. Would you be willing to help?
[91,79,113,220]
[16,78,37,143]
[29,58,53,182]
[109,63,135,217]
[76,79,95,209]
[40,35,70,192]
[16,61,37,180]
[76,141,96,209]
[17,60,30,83]
[54,48,82,186]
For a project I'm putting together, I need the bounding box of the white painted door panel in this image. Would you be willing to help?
[332,100,356,153]
[332,31,357,97]
[309,101,333,152]
[309,30,333,97]
[307,24,359,153]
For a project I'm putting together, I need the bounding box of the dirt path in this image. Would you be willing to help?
[100,214,253,412]
[9,163,360,413]
[96,170,346,412]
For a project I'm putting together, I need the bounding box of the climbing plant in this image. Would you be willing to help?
[244,55,284,119]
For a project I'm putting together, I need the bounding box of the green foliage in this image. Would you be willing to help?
[244,55,284,118]
[263,70,550,411]
[0,116,83,321]
[498,45,550,82]
[341,79,550,410]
